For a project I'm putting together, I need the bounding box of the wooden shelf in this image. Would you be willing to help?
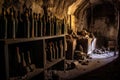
[0,34,66,80]
[43,35,65,39]
[24,68,44,80]
[45,58,65,69]
[0,35,65,44]
[10,68,44,80]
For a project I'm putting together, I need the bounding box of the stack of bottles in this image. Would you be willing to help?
[45,40,64,62]
[0,7,67,39]
[9,46,37,78]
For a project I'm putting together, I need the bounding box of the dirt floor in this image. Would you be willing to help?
[73,58,120,80]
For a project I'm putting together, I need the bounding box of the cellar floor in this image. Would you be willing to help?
[57,51,119,80]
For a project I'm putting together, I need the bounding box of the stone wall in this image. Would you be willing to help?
[86,2,119,48]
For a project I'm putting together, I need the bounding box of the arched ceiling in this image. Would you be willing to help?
[1,0,120,18]
[67,0,84,15]
[72,0,120,16]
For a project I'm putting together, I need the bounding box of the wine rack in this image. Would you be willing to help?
[0,35,66,80]
[0,6,67,80]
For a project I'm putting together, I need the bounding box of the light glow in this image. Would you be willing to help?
[67,0,83,15]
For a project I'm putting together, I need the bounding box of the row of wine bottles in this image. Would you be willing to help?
[10,47,36,78]
[0,7,67,39]
[9,39,64,77]
[45,40,64,62]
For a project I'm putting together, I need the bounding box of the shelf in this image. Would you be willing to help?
[24,68,44,80]
[43,35,65,39]
[0,35,65,44]
[10,68,44,80]
[45,58,65,69]
[1,34,66,80]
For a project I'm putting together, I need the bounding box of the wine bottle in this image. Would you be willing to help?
[46,16,51,36]
[59,40,63,58]
[59,21,62,35]
[37,13,43,37]
[34,13,38,37]
[53,16,57,35]
[56,20,60,35]
[54,41,58,59]
[27,51,36,71]
[52,42,55,59]
[0,8,7,39]
[14,10,18,38]
[48,42,53,61]
[61,19,64,34]
[51,17,54,36]
[64,19,67,34]
[22,52,32,73]
[29,8,34,38]
[45,42,48,63]
[7,7,16,39]
[23,9,30,38]
[42,15,46,36]
[27,51,31,65]
[16,11,24,38]
[16,47,26,76]
[21,52,27,67]
[16,47,21,63]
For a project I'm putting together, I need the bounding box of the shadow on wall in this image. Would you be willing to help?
[86,2,118,49]
[93,17,117,48]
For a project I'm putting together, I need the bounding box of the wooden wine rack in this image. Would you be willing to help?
[0,35,66,80]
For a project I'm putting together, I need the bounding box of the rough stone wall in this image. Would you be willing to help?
[86,2,119,48]
[75,1,90,32]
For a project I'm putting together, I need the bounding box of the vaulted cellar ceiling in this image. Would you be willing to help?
[0,0,120,18]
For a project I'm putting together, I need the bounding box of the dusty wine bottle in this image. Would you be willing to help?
[23,10,30,38]
[53,16,57,35]
[59,40,63,58]
[45,42,49,62]
[14,10,18,38]
[0,8,7,39]
[29,8,34,38]
[27,50,36,71]
[59,21,62,35]
[22,52,31,73]
[7,7,16,39]
[27,51,31,65]
[16,47,26,77]
[48,42,53,61]
[54,41,58,59]
[42,15,46,36]
[46,16,51,36]
[52,42,55,59]
[51,17,54,36]
[16,47,21,63]
[16,11,24,38]
[34,13,38,37]
[21,52,27,67]
[37,13,43,37]
[61,19,64,34]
